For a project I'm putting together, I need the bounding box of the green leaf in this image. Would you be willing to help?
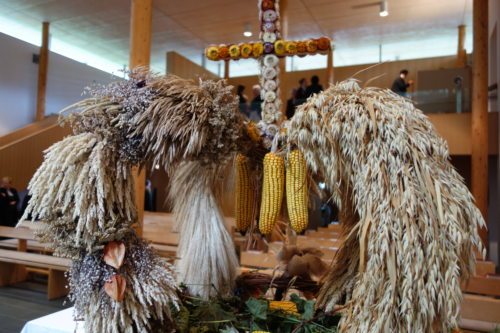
[246,298,268,320]
[302,300,315,321]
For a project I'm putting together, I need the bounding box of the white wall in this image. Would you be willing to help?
[0,32,117,135]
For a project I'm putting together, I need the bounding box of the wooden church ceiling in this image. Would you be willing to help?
[0,0,472,73]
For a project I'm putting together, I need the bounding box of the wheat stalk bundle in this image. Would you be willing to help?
[170,161,239,299]
[287,80,485,333]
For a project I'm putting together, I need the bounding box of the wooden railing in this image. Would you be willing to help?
[0,116,71,190]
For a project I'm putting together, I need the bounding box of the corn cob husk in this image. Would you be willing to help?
[269,300,299,315]
[235,154,255,233]
[259,152,285,234]
[286,150,309,233]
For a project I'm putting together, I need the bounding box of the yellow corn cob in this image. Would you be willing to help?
[269,300,299,315]
[259,152,285,234]
[235,154,254,232]
[286,150,309,233]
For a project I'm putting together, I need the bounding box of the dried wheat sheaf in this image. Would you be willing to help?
[287,80,485,333]
[20,72,244,332]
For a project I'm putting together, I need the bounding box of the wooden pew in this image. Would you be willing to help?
[0,226,71,300]
[0,248,70,300]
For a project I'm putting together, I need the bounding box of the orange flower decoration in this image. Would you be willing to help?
[274,40,286,56]
[252,42,264,57]
[206,46,219,61]
[285,41,297,55]
[240,43,253,58]
[306,39,318,53]
[296,41,307,54]
[261,0,274,10]
[317,37,331,51]
[229,44,240,58]
[218,44,229,59]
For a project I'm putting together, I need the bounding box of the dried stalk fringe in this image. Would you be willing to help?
[170,161,239,299]
[70,236,178,333]
[287,80,485,333]
[20,71,244,332]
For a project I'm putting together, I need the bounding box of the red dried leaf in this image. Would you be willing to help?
[103,241,126,269]
[104,274,126,302]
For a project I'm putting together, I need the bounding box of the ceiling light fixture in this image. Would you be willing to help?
[243,23,252,37]
[379,0,389,17]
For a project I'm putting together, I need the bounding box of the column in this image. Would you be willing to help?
[327,44,334,85]
[129,0,153,237]
[35,22,49,122]
[224,59,230,79]
[457,24,467,67]
[471,0,488,247]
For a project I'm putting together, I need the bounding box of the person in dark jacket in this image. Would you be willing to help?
[295,78,308,105]
[391,69,413,96]
[0,177,19,227]
[305,75,323,97]
[286,88,298,119]
[236,85,249,116]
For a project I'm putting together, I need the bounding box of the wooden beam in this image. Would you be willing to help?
[278,0,288,118]
[327,46,334,85]
[129,0,153,237]
[129,0,152,69]
[224,59,230,79]
[35,22,49,122]
[471,0,489,248]
[457,24,467,67]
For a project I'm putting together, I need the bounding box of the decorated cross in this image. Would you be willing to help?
[205,0,331,126]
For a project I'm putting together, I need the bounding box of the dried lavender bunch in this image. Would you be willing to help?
[70,236,178,333]
[287,80,485,333]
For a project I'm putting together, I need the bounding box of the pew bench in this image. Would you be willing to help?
[0,249,70,300]
[0,226,71,300]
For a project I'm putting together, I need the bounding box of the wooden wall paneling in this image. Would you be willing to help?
[0,124,71,191]
[166,51,219,80]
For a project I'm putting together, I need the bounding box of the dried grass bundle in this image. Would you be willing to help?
[21,132,136,257]
[287,80,485,332]
[170,161,239,299]
[130,75,243,171]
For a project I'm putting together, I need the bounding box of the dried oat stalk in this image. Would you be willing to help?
[287,80,485,333]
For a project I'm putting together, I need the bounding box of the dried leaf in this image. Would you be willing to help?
[103,241,126,269]
[104,274,126,302]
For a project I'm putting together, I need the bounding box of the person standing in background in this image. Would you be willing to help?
[286,88,298,119]
[249,84,263,120]
[0,177,19,227]
[391,69,414,97]
[236,85,249,116]
[295,78,308,105]
[305,75,323,98]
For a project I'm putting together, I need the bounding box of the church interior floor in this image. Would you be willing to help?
[0,282,70,333]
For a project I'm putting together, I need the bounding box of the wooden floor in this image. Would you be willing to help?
[0,281,69,333]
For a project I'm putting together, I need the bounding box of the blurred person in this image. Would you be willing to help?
[249,84,262,120]
[305,75,323,97]
[286,88,298,119]
[0,177,19,227]
[236,85,249,116]
[295,78,308,105]
[391,69,414,97]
